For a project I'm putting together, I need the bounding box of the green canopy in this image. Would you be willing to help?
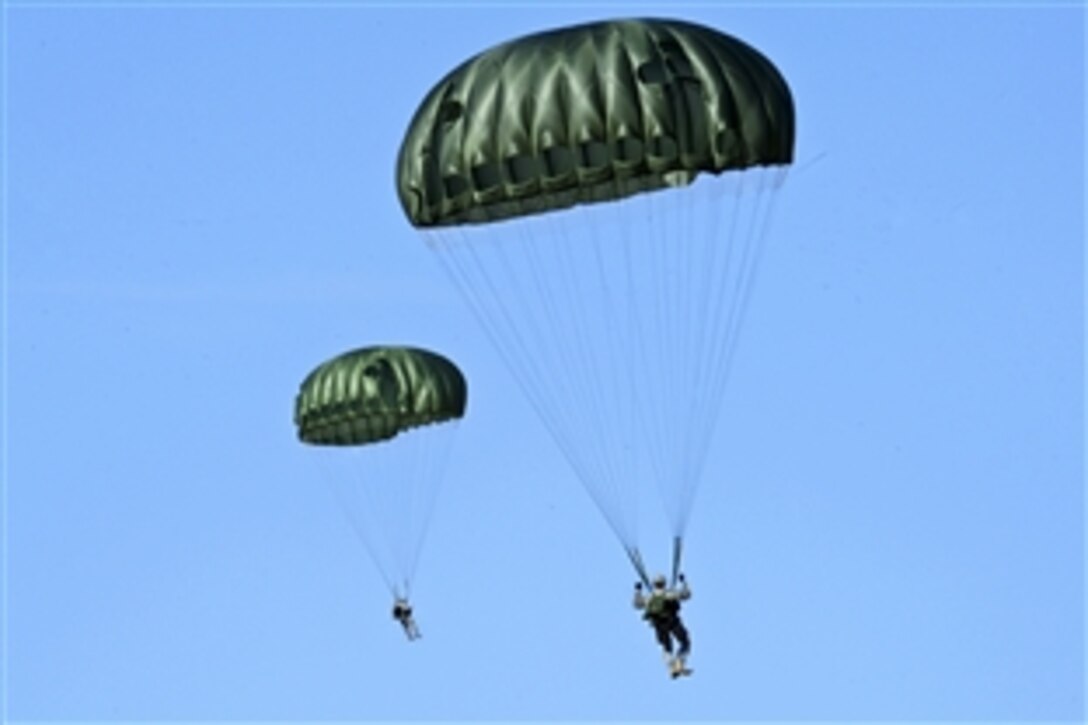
[397,17,795,227]
[295,346,467,446]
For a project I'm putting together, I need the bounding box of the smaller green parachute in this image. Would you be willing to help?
[295,346,467,446]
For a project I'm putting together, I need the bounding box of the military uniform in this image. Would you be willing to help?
[634,576,692,677]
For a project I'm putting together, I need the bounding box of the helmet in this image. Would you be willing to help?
[652,574,667,589]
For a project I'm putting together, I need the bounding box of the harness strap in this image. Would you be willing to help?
[626,546,651,587]
[670,536,683,588]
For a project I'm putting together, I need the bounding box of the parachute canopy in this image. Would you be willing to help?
[295,346,467,446]
[397,17,795,228]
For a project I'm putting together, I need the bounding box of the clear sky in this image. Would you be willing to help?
[3,2,1084,722]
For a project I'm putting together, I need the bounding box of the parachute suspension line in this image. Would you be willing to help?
[422,170,786,573]
[627,545,652,588]
[671,176,728,535]
[662,183,704,534]
[429,226,595,492]
[400,421,459,590]
[611,191,656,550]
[429,228,585,479]
[527,208,640,550]
[390,434,417,590]
[635,185,676,507]
[602,186,670,558]
[632,178,734,539]
[673,173,750,532]
[543,208,635,545]
[711,169,787,407]
[314,421,460,600]
[670,536,683,587]
[675,175,752,530]
[677,175,701,495]
[428,227,575,481]
[426,222,641,551]
[375,433,413,592]
[319,450,397,597]
[682,169,786,528]
[647,184,682,519]
[582,198,645,547]
[596,199,650,548]
[431,225,562,422]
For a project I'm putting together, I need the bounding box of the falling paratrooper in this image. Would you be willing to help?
[295,345,467,642]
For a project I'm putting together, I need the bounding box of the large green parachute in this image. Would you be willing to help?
[397,17,794,586]
[295,346,466,599]
[295,346,467,446]
[397,17,794,227]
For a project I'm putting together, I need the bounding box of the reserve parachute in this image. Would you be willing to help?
[397,18,794,584]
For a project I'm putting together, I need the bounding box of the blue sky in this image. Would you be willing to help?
[3,2,1084,722]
